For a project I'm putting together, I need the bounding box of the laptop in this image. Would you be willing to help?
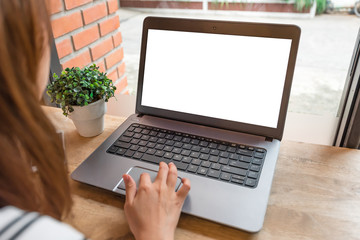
[71,17,300,232]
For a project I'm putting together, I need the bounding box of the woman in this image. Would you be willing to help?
[0,0,191,239]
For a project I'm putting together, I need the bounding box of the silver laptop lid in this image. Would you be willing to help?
[136,17,300,140]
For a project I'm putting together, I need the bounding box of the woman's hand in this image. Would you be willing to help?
[123,162,191,240]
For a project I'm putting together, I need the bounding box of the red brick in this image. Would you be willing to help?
[107,69,118,82]
[56,38,72,59]
[107,0,119,14]
[112,32,122,47]
[64,0,92,10]
[90,37,113,61]
[115,76,128,94]
[45,0,62,14]
[61,50,92,69]
[99,15,120,37]
[51,12,83,38]
[117,62,126,77]
[105,48,123,69]
[82,2,107,25]
[95,60,106,73]
[72,25,99,50]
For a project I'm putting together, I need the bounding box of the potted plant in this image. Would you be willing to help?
[47,64,116,137]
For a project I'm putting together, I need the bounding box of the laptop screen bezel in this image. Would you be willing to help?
[135,17,301,141]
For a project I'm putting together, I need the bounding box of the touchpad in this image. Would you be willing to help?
[116,166,182,192]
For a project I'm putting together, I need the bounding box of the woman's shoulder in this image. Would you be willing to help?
[0,206,87,240]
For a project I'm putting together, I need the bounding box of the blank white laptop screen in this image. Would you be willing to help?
[141,29,292,128]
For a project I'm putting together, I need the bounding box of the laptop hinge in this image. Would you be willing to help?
[265,137,273,142]
[137,113,144,118]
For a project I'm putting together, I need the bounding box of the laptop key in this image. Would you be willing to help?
[163,146,173,152]
[165,140,175,146]
[254,152,265,159]
[250,165,260,172]
[114,141,130,149]
[142,154,162,164]
[190,152,200,158]
[133,133,142,139]
[220,173,231,181]
[208,143,218,149]
[231,178,244,185]
[229,153,239,160]
[174,142,183,148]
[138,147,147,153]
[200,148,210,154]
[172,155,182,161]
[207,169,221,179]
[191,146,201,152]
[155,144,164,150]
[139,140,147,146]
[133,152,143,159]
[107,146,118,153]
[197,167,208,175]
[201,161,211,168]
[130,139,140,145]
[164,152,174,159]
[222,166,247,176]
[172,148,182,154]
[146,149,156,155]
[210,149,219,156]
[227,147,236,153]
[119,136,132,142]
[123,131,134,138]
[237,149,253,157]
[252,158,262,165]
[182,157,192,163]
[232,175,245,181]
[124,150,135,157]
[209,156,219,163]
[219,152,229,158]
[172,161,188,171]
[229,160,249,169]
[155,150,165,157]
[239,155,252,163]
[219,158,229,165]
[211,163,221,170]
[183,144,192,150]
[245,178,256,187]
[130,145,139,151]
[187,165,198,173]
[248,171,258,179]
[191,159,201,166]
[115,148,126,155]
[181,150,191,156]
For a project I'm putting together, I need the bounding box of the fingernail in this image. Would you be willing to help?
[123,174,129,182]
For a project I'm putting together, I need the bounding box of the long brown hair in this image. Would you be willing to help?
[0,0,72,219]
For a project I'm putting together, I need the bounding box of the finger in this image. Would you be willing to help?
[166,162,178,190]
[123,174,136,205]
[154,162,169,184]
[138,172,152,191]
[176,178,191,202]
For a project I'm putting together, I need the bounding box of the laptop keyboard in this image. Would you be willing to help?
[107,123,266,189]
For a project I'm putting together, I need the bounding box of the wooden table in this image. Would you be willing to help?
[44,106,360,240]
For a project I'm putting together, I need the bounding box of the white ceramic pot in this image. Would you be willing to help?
[69,99,107,137]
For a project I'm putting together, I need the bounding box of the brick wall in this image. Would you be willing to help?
[46,0,128,94]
